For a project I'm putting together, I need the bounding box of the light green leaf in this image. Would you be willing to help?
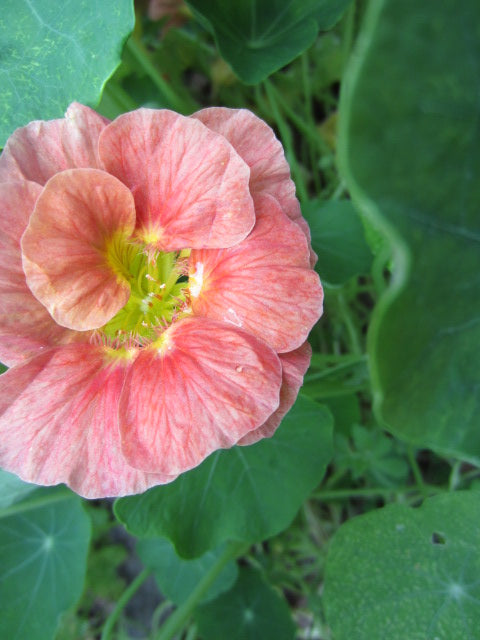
[115,396,333,557]
[339,0,480,461]
[323,491,480,640]
[0,469,37,509]
[302,199,373,285]
[0,0,134,146]
[186,0,352,84]
[0,489,91,640]
[195,567,295,640]
[137,538,237,604]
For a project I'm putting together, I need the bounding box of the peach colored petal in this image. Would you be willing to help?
[21,169,136,331]
[190,194,323,353]
[0,345,173,498]
[193,107,301,220]
[238,341,312,445]
[0,181,77,366]
[0,103,108,185]
[119,317,282,475]
[99,109,254,250]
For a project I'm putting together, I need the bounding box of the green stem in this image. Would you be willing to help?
[305,355,367,383]
[103,81,138,113]
[0,487,72,519]
[309,352,364,366]
[125,37,194,113]
[341,0,356,72]
[407,447,429,497]
[101,568,152,640]
[315,484,442,501]
[155,541,248,640]
[335,291,363,355]
[263,80,308,203]
[267,80,329,153]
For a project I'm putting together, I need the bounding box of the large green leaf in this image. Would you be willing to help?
[137,537,238,604]
[0,0,134,146]
[0,469,36,509]
[195,567,295,640]
[186,0,352,84]
[323,491,480,640]
[115,396,333,557]
[0,488,91,640]
[339,0,480,461]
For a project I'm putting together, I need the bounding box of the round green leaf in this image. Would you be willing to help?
[195,567,295,640]
[115,396,333,557]
[0,0,134,146]
[186,0,352,84]
[302,199,373,285]
[339,0,480,461]
[323,491,480,640]
[0,469,36,509]
[137,538,238,605]
[0,489,91,640]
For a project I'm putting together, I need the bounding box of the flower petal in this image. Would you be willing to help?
[21,169,136,331]
[189,194,323,353]
[0,103,108,185]
[0,181,76,366]
[99,109,254,250]
[238,342,312,445]
[119,317,282,475]
[193,107,301,220]
[0,345,173,498]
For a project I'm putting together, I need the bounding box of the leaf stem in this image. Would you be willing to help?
[341,0,356,72]
[102,81,139,113]
[334,291,363,355]
[314,483,442,501]
[154,540,248,640]
[101,568,152,640]
[125,37,194,113]
[305,355,367,383]
[263,79,308,203]
[407,447,428,497]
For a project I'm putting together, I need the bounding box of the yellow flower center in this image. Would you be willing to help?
[102,235,190,345]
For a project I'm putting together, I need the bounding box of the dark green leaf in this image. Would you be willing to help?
[0,490,91,640]
[115,396,333,557]
[137,538,237,604]
[303,199,373,285]
[323,491,480,640]
[0,0,134,146]
[339,0,480,461]
[195,567,295,640]
[186,0,352,84]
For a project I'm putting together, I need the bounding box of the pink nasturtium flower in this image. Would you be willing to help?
[0,103,323,498]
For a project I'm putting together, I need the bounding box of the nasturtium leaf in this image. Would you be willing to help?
[323,491,480,640]
[302,199,373,285]
[339,0,480,462]
[186,0,352,84]
[0,0,134,146]
[0,469,36,509]
[137,537,237,604]
[0,490,91,640]
[195,567,295,640]
[115,396,333,558]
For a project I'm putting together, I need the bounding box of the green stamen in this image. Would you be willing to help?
[102,240,190,344]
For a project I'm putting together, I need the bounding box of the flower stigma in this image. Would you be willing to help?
[102,235,191,347]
